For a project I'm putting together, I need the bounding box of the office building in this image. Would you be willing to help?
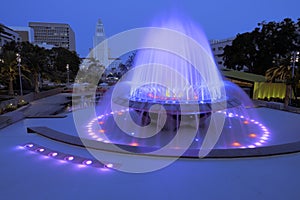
[210,37,234,69]
[0,23,21,52]
[29,22,76,51]
[9,26,34,43]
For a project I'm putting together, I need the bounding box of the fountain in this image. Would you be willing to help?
[20,16,300,174]
[21,15,280,174]
[77,17,271,158]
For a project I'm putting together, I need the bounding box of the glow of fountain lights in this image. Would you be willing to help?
[65,156,74,161]
[37,148,45,152]
[130,142,139,147]
[86,110,271,149]
[20,143,119,170]
[49,152,58,157]
[24,144,34,148]
[99,129,105,133]
[105,163,113,168]
[221,111,271,148]
[83,160,93,165]
[228,113,234,118]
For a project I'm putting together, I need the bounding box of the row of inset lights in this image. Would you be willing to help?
[87,109,271,150]
[86,109,141,147]
[20,143,115,169]
[216,111,271,149]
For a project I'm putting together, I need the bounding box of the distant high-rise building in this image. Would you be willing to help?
[29,22,76,51]
[0,23,21,52]
[92,19,109,66]
[210,37,234,69]
[90,19,122,75]
[9,26,34,43]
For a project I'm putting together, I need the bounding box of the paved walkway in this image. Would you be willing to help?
[22,93,71,117]
[1,95,300,129]
[253,100,300,113]
[0,93,71,129]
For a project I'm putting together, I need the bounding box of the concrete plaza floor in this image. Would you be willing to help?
[0,105,300,199]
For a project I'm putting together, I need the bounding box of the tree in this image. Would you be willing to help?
[50,47,81,83]
[78,57,104,84]
[265,51,299,108]
[265,65,294,108]
[0,50,19,95]
[0,41,31,95]
[0,40,81,92]
[265,65,292,83]
[223,32,258,72]
[223,18,299,75]
[20,42,49,93]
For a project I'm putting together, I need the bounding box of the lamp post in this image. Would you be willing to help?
[66,64,70,85]
[291,51,299,79]
[16,53,23,96]
[290,51,299,104]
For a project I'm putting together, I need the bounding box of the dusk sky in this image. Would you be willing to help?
[1,0,299,58]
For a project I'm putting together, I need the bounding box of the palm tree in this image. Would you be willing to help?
[0,50,19,95]
[265,65,292,82]
[265,65,294,107]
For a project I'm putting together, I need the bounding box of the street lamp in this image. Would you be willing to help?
[290,51,299,104]
[66,64,70,85]
[16,53,23,96]
[291,51,299,78]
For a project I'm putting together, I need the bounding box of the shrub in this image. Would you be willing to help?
[4,103,17,112]
[17,99,28,108]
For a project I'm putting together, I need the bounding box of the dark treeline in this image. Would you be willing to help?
[223,18,300,76]
[0,41,81,95]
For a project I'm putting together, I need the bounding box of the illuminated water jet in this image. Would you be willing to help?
[82,16,270,157]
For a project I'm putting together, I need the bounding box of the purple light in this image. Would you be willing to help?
[105,163,113,168]
[37,148,45,152]
[65,156,74,161]
[87,102,272,151]
[49,152,58,157]
[24,144,34,148]
[83,160,93,165]
[19,143,115,170]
